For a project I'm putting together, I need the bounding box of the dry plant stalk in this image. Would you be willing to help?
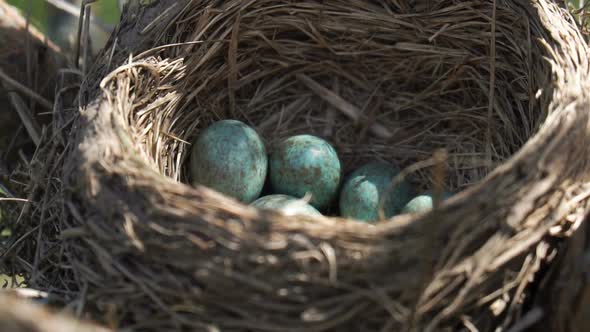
[5,0,590,331]
[0,292,109,332]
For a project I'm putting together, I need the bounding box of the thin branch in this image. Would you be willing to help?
[0,68,53,109]
[5,92,42,146]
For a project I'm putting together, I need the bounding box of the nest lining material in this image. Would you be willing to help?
[108,1,550,193]
[7,0,590,331]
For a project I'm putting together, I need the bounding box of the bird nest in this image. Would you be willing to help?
[6,0,590,331]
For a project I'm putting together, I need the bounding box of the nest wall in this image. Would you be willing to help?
[8,0,590,331]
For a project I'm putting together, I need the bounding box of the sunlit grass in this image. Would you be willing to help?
[5,0,50,33]
[95,0,121,24]
[5,0,121,34]
[567,0,590,33]
[0,274,26,287]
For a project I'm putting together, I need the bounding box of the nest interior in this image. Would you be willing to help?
[10,0,590,331]
[109,1,551,193]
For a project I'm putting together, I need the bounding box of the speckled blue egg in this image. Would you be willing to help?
[251,194,322,217]
[339,162,412,223]
[401,192,453,214]
[269,135,341,210]
[191,120,267,203]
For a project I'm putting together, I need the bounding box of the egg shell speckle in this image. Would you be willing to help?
[190,120,267,203]
[251,194,322,217]
[269,135,341,210]
[339,162,412,223]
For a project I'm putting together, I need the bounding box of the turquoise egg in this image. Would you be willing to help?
[339,162,412,223]
[190,120,267,203]
[251,194,322,217]
[269,135,341,210]
[401,192,453,214]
